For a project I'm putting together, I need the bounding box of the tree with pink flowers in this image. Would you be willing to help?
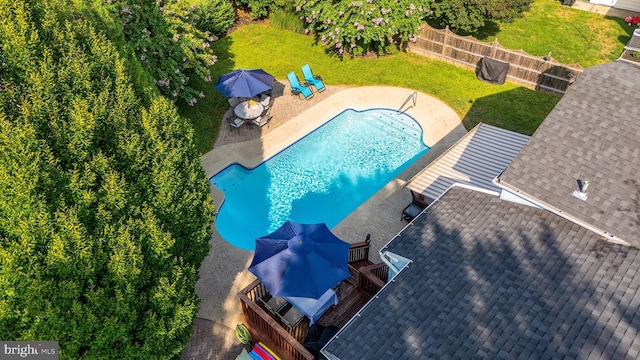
[110,0,234,105]
[296,0,430,56]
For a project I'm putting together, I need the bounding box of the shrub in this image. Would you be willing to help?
[296,0,431,56]
[270,7,306,33]
[194,0,236,36]
[236,0,290,19]
[430,0,534,33]
[109,0,223,106]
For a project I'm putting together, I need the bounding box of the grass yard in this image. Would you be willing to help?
[181,24,559,154]
[472,0,634,67]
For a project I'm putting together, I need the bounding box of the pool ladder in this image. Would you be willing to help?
[397,91,417,114]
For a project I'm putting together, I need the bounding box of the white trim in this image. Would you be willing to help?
[497,187,543,208]
[381,251,413,280]
[495,180,630,246]
[381,183,500,253]
[320,263,412,360]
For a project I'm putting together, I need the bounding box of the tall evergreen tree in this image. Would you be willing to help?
[0,0,214,358]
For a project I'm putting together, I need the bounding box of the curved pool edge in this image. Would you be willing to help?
[200,86,462,180]
[211,108,430,250]
[209,107,427,178]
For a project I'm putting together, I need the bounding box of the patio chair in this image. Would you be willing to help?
[260,94,271,109]
[224,108,245,131]
[258,295,288,316]
[287,72,314,100]
[253,115,272,128]
[280,305,306,329]
[401,191,428,222]
[301,64,325,92]
[228,97,241,107]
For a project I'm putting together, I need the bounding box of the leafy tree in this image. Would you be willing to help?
[430,0,534,32]
[108,0,235,105]
[296,0,431,56]
[0,0,214,358]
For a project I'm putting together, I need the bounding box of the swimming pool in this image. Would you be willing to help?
[212,108,429,250]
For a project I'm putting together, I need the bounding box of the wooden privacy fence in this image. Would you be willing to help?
[408,24,584,96]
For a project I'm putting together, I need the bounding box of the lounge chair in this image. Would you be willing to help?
[224,108,245,131]
[258,295,288,316]
[287,72,314,99]
[301,64,325,92]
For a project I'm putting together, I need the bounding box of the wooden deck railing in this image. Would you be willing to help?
[238,280,314,360]
[348,241,370,263]
[357,263,389,297]
[237,241,383,360]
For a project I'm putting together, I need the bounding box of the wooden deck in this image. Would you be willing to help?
[316,281,371,328]
[238,241,388,360]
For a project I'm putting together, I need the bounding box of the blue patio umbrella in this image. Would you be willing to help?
[215,69,274,98]
[248,221,350,299]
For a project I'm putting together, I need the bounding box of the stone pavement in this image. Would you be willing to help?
[214,82,352,148]
[182,319,244,360]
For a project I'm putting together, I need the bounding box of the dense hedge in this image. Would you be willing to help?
[0,0,214,358]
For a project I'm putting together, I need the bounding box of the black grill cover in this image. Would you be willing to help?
[477,58,509,85]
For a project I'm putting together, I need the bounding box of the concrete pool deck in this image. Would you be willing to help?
[187,86,467,359]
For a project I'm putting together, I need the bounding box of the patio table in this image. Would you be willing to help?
[234,100,264,120]
[284,288,338,326]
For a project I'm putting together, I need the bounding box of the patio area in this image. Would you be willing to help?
[214,81,352,148]
[185,84,467,359]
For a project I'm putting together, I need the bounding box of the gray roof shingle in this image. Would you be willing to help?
[323,188,640,359]
[496,61,640,246]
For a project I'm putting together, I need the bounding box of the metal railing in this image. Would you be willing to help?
[398,91,417,114]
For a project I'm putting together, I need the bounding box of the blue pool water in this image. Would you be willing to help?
[211,108,429,250]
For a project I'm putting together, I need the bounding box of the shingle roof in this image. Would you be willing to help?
[406,123,529,200]
[496,61,640,246]
[323,187,640,360]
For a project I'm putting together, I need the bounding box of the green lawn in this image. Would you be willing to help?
[472,0,634,67]
[179,0,637,155]
[181,24,559,154]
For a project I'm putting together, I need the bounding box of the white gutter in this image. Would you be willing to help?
[380,183,500,254]
[493,178,629,246]
[320,263,412,360]
[322,184,502,360]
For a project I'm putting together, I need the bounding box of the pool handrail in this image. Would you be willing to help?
[397,91,417,114]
